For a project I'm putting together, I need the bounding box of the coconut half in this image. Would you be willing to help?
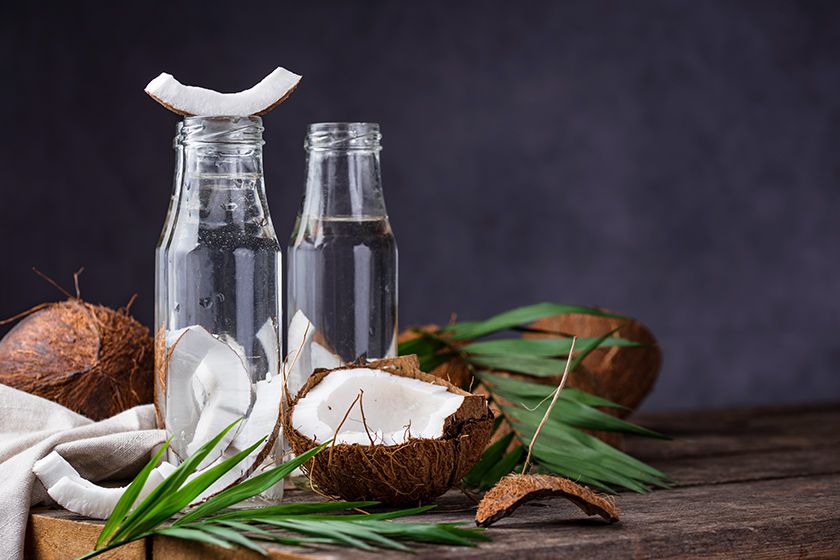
[284,355,493,505]
[145,67,301,117]
[33,451,169,520]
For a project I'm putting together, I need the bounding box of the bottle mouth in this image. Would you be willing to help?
[305,122,381,151]
[175,116,265,147]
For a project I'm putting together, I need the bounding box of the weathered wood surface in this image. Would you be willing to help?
[27,402,840,559]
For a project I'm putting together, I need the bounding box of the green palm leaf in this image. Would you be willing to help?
[403,302,672,493]
[79,425,486,560]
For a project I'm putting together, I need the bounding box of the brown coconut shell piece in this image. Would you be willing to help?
[284,355,494,505]
[475,474,619,527]
[397,325,474,389]
[526,310,662,416]
[0,299,154,420]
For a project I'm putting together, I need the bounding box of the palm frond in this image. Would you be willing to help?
[398,302,672,493]
[77,420,486,560]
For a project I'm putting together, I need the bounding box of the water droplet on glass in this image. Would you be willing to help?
[199,297,213,309]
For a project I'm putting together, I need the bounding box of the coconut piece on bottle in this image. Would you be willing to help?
[33,451,170,520]
[144,67,301,117]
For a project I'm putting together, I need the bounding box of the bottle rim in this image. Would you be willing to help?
[305,122,381,152]
[175,116,265,147]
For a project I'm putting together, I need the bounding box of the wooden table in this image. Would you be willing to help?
[26,402,840,559]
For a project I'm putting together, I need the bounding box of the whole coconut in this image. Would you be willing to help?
[526,310,661,416]
[0,299,154,420]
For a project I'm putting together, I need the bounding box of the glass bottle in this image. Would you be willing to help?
[155,116,283,494]
[287,123,398,373]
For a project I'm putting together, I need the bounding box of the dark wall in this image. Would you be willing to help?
[2,1,839,411]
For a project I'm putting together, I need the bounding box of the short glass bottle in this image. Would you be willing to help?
[287,123,398,379]
[155,116,283,497]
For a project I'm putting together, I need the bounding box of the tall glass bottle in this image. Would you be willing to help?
[288,123,398,370]
[155,117,283,490]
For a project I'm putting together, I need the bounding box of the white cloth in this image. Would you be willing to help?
[0,384,164,560]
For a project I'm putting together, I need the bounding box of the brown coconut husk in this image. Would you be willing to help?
[475,474,619,527]
[284,355,494,505]
[526,310,661,416]
[397,325,474,389]
[0,298,154,420]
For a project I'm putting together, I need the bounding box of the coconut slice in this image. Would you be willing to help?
[230,376,283,453]
[145,67,301,117]
[256,318,280,380]
[284,355,494,505]
[284,310,343,400]
[33,451,170,520]
[475,474,619,527]
[311,341,342,371]
[284,309,314,399]
[165,326,252,468]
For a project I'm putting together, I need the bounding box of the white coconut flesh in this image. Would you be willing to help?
[292,368,465,446]
[284,310,343,399]
[144,67,301,117]
[230,376,283,453]
[33,451,169,520]
[165,326,252,468]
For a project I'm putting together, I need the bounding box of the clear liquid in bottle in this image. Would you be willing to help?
[288,215,397,362]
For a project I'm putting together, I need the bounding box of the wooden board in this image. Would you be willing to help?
[28,402,840,559]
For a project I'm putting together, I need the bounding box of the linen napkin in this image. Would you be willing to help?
[0,384,164,560]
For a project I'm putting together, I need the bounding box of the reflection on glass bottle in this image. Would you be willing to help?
[288,123,398,365]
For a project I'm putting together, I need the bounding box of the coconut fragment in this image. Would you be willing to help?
[145,67,301,117]
[165,326,251,467]
[284,310,343,400]
[33,451,170,520]
[475,474,619,527]
[284,355,494,505]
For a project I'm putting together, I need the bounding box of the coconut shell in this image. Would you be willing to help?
[475,474,619,527]
[0,299,154,420]
[397,325,474,389]
[284,355,494,505]
[526,310,661,416]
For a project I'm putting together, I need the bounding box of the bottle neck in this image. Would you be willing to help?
[300,123,386,219]
[173,117,272,233]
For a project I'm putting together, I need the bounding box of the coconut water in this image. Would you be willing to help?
[287,216,398,362]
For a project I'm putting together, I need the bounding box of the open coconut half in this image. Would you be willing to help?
[33,451,170,520]
[284,355,493,505]
[145,67,301,117]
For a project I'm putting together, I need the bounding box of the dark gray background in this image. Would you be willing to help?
[2,1,838,411]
